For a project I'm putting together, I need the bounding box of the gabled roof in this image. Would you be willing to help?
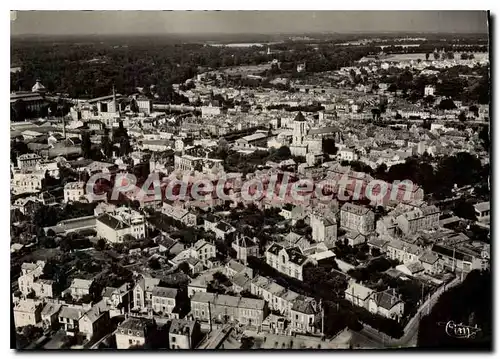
[286,247,308,266]
[370,289,403,311]
[267,243,284,255]
[291,299,317,315]
[151,286,178,299]
[294,112,307,122]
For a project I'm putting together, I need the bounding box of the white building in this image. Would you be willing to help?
[265,243,313,281]
[64,181,87,203]
[232,234,259,265]
[96,208,146,243]
[11,170,45,195]
[424,85,435,97]
[14,299,43,328]
[310,212,337,244]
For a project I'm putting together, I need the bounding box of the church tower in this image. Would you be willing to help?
[292,112,307,145]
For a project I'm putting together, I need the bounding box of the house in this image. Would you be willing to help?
[81,161,116,175]
[386,240,423,265]
[58,306,84,336]
[155,235,185,256]
[185,257,204,275]
[115,317,156,349]
[368,289,405,321]
[310,212,337,244]
[395,205,440,235]
[96,210,146,243]
[18,261,46,297]
[376,216,399,237]
[69,278,94,300]
[203,213,220,233]
[280,232,311,252]
[102,283,131,318]
[367,237,390,255]
[340,203,375,235]
[265,244,313,281]
[190,292,267,329]
[395,261,425,277]
[345,231,366,247]
[13,299,43,328]
[338,148,358,162]
[162,202,197,227]
[152,287,178,318]
[11,170,45,195]
[41,302,62,331]
[78,301,110,340]
[344,281,374,309]
[250,275,300,316]
[231,273,252,294]
[474,201,490,222]
[290,298,319,334]
[168,319,203,350]
[133,275,161,311]
[212,221,236,240]
[225,259,253,279]
[232,234,259,265]
[63,181,87,203]
[17,153,42,171]
[418,251,441,275]
[193,239,216,267]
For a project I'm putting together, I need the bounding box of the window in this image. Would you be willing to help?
[172,337,176,343]
[129,339,133,345]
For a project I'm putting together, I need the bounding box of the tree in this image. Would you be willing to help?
[130,99,140,113]
[322,138,337,155]
[119,136,131,156]
[478,126,490,152]
[446,51,455,60]
[95,238,106,250]
[12,100,27,122]
[438,98,457,110]
[433,52,440,60]
[371,108,381,121]
[452,199,477,221]
[101,128,113,158]
[458,111,467,122]
[81,132,92,159]
[469,105,479,117]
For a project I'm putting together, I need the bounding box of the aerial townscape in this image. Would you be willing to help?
[10,11,491,350]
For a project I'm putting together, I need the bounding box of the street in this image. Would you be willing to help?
[351,276,463,348]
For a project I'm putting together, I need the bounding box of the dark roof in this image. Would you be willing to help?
[215,221,233,233]
[97,213,129,230]
[267,243,284,255]
[151,286,178,299]
[286,247,308,265]
[431,244,473,262]
[292,299,317,315]
[117,317,155,335]
[370,290,402,311]
[294,112,307,122]
[169,319,197,336]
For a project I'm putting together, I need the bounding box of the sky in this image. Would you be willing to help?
[11,11,489,36]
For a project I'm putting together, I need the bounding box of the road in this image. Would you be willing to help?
[197,324,232,349]
[43,330,67,350]
[351,276,463,348]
